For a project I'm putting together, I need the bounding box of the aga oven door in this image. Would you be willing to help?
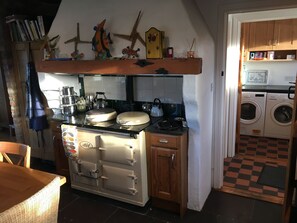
[97,130,148,206]
[100,165,137,195]
[69,128,101,191]
[99,134,137,166]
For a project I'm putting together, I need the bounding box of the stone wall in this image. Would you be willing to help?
[0,14,24,142]
[0,0,61,142]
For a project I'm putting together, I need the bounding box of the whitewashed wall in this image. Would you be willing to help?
[38,73,80,113]
[194,0,297,38]
[47,0,215,211]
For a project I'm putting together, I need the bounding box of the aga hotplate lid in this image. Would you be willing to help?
[85,108,117,123]
[116,111,150,126]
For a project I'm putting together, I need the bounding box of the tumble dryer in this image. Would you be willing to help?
[264,93,293,139]
[240,92,267,136]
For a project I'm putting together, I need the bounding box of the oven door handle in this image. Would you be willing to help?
[127,158,136,166]
[288,86,295,100]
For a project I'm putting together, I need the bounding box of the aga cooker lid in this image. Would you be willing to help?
[86,108,117,122]
[116,111,150,126]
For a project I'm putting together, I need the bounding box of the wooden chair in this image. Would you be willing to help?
[0,141,31,168]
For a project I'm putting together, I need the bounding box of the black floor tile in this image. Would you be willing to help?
[182,211,218,223]
[58,196,118,223]
[202,190,254,223]
[106,209,163,223]
[58,184,80,211]
[28,156,294,223]
[250,200,282,223]
[147,207,183,223]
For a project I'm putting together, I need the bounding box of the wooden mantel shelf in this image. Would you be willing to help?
[36,58,202,75]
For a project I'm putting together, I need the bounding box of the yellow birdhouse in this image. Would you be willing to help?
[145,27,163,59]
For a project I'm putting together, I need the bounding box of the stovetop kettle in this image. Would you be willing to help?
[150,98,164,117]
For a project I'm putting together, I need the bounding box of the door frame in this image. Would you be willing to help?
[214,7,297,187]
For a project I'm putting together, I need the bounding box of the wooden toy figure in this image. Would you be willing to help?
[122,46,140,58]
[92,19,112,60]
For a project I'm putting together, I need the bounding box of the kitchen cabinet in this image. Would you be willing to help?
[241,23,250,62]
[273,19,296,50]
[245,19,297,51]
[36,58,202,75]
[50,120,69,177]
[146,131,188,216]
[248,21,275,51]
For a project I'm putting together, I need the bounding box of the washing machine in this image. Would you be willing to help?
[264,93,293,139]
[240,92,267,136]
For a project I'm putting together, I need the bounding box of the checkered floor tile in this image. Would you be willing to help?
[223,135,288,201]
[238,135,289,161]
[224,156,286,198]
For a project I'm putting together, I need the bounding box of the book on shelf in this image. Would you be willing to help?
[24,20,34,41]
[37,16,45,37]
[34,20,42,39]
[15,20,27,41]
[29,20,39,40]
[5,14,47,42]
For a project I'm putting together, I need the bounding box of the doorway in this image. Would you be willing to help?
[217,8,297,203]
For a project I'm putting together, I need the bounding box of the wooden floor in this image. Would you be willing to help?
[222,135,289,204]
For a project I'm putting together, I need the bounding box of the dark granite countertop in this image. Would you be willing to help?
[49,112,188,135]
[242,85,293,93]
[145,118,188,136]
[49,113,162,135]
[145,123,188,136]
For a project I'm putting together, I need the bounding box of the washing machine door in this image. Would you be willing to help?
[240,101,261,124]
[271,103,293,126]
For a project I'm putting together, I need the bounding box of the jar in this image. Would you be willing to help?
[77,97,86,112]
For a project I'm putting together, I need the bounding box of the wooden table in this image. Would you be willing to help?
[0,162,66,213]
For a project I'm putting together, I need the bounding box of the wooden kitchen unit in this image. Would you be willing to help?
[146,131,188,216]
[50,120,69,177]
[244,19,297,51]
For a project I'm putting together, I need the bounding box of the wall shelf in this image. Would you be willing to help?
[246,59,296,62]
[36,58,202,75]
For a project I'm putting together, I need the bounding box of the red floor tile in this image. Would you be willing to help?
[223,135,288,202]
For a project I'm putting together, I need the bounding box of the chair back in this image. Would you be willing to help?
[0,142,31,168]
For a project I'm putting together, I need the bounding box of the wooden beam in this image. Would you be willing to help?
[36,58,202,75]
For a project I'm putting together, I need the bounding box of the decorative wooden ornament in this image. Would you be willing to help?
[92,19,113,60]
[113,11,145,50]
[145,27,163,59]
[64,23,91,60]
[122,46,140,58]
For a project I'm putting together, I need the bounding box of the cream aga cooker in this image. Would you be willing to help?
[61,111,150,206]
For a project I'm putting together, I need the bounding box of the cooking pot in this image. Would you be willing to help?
[61,86,75,96]
[61,104,77,116]
[150,98,164,117]
[61,95,77,105]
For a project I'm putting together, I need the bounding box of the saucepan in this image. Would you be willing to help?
[61,86,75,96]
[61,95,77,105]
[61,104,77,116]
